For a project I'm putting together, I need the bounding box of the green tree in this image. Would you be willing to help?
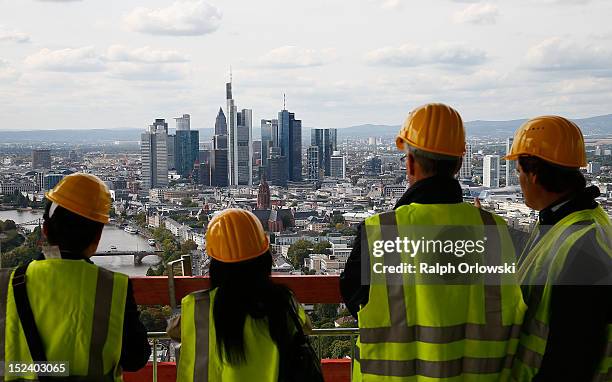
[312,241,332,255]
[180,239,197,253]
[331,214,345,225]
[135,212,147,227]
[328,339,353,359]
[181,198,197,207]
[287,239,313,269]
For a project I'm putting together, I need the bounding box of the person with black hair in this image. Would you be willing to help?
[506,116,612,381]
[0,173,150,381]
[172,208,313,382]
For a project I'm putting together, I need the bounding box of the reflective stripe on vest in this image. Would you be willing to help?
[3,260,127,381]
[358,205,524,379]
[1,268,12,378]
[513,207,612,381]
[193,291,211,382]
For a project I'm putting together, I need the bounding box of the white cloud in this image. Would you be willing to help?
[453,3,499,25]
[109,63,189,81]
[525,37,612,72]
[25,47,106,72]
[0,59,19,82]
[106,45,189,63]
[0,27,30,43]
[366,42,487,67]
[124,0,222,36]
[257,46,334,69]
[537,0,592,4]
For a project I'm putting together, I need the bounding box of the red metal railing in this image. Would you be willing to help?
[124,275,352,382]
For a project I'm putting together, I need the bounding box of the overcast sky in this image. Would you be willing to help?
[1,0,611,131]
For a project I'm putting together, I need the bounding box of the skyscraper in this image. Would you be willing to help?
[175,114,190,131]
[141,121,169,190]
[330,151,346,179]
[32,149,51,170]
[214,108,228,150]
[307,146,320,181]
[483,155,500,188]
[167,135,176,170]
[459,142,473,180]
[261,119,278,168]
[267,147,287,187]
[226,81,253,186]
[279,108,302,182]
[505,138,518,186]
[174,114,199,177]
[311,128,337,176]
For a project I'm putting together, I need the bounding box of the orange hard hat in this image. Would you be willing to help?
[206,208,269,263]
[45,173,111,224]
[396,103,466,157]
[505,116,586,168]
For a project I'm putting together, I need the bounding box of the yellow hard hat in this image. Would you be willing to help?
[45,173,111,224]
[505,116,586,168]
[396,103,466,157]
[206,209,269,263]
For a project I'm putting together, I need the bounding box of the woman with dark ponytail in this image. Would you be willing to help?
[172,208,311,381]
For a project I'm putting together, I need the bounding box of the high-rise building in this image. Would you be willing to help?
[459,143,472,180]
[167,135,176,170]
[587,162,601,175]
[226,81,253,186]
[261,119,278,168]
[151,119,168,134]
[505,138,518,186]
[210,149,229,187]
[175,114,190,131]
[364,156,382,176]
[175,130,199,177]
[483,155,500,188]
[307,146,320,181]
[214,108,228,151]
[279,109,302,182]
[330,151,346,179]
[44,173,64,191]
[32,149,51,170]
[267,147,287,187]
[311,128,337,176]
[141,121,169,190]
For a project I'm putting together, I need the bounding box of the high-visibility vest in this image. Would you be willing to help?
[178,288,305,382]
[0,259,128,382]
[512,206,612,382]
[354,202,527,381]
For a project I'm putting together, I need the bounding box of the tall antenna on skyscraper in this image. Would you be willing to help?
[283,93,286,110]
[229,65,233,83]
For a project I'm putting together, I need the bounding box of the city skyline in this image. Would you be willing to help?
[2,1,612,131]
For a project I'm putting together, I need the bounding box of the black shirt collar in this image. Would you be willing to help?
[538,186,600,226]
[394,175,463,209]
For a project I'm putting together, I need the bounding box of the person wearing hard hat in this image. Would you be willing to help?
[171,208,320,382]
[340,103,526,381]
[505,116,612,381]
[0,173,151,381]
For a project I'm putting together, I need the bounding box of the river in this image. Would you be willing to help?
[0,209,161,275]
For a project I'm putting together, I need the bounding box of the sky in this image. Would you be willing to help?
[1,0,612,131]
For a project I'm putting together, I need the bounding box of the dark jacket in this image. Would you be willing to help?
[35,252,151,371]
[523,186,612,382]
[339,175,463,318]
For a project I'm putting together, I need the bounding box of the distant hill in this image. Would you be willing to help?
[337,114,612,139]
[0,115,610,144]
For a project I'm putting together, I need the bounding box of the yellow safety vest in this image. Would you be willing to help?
[512,206,612,382]
[354,202,526,381]
[0,259,128,381]
[178,288,305,382]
